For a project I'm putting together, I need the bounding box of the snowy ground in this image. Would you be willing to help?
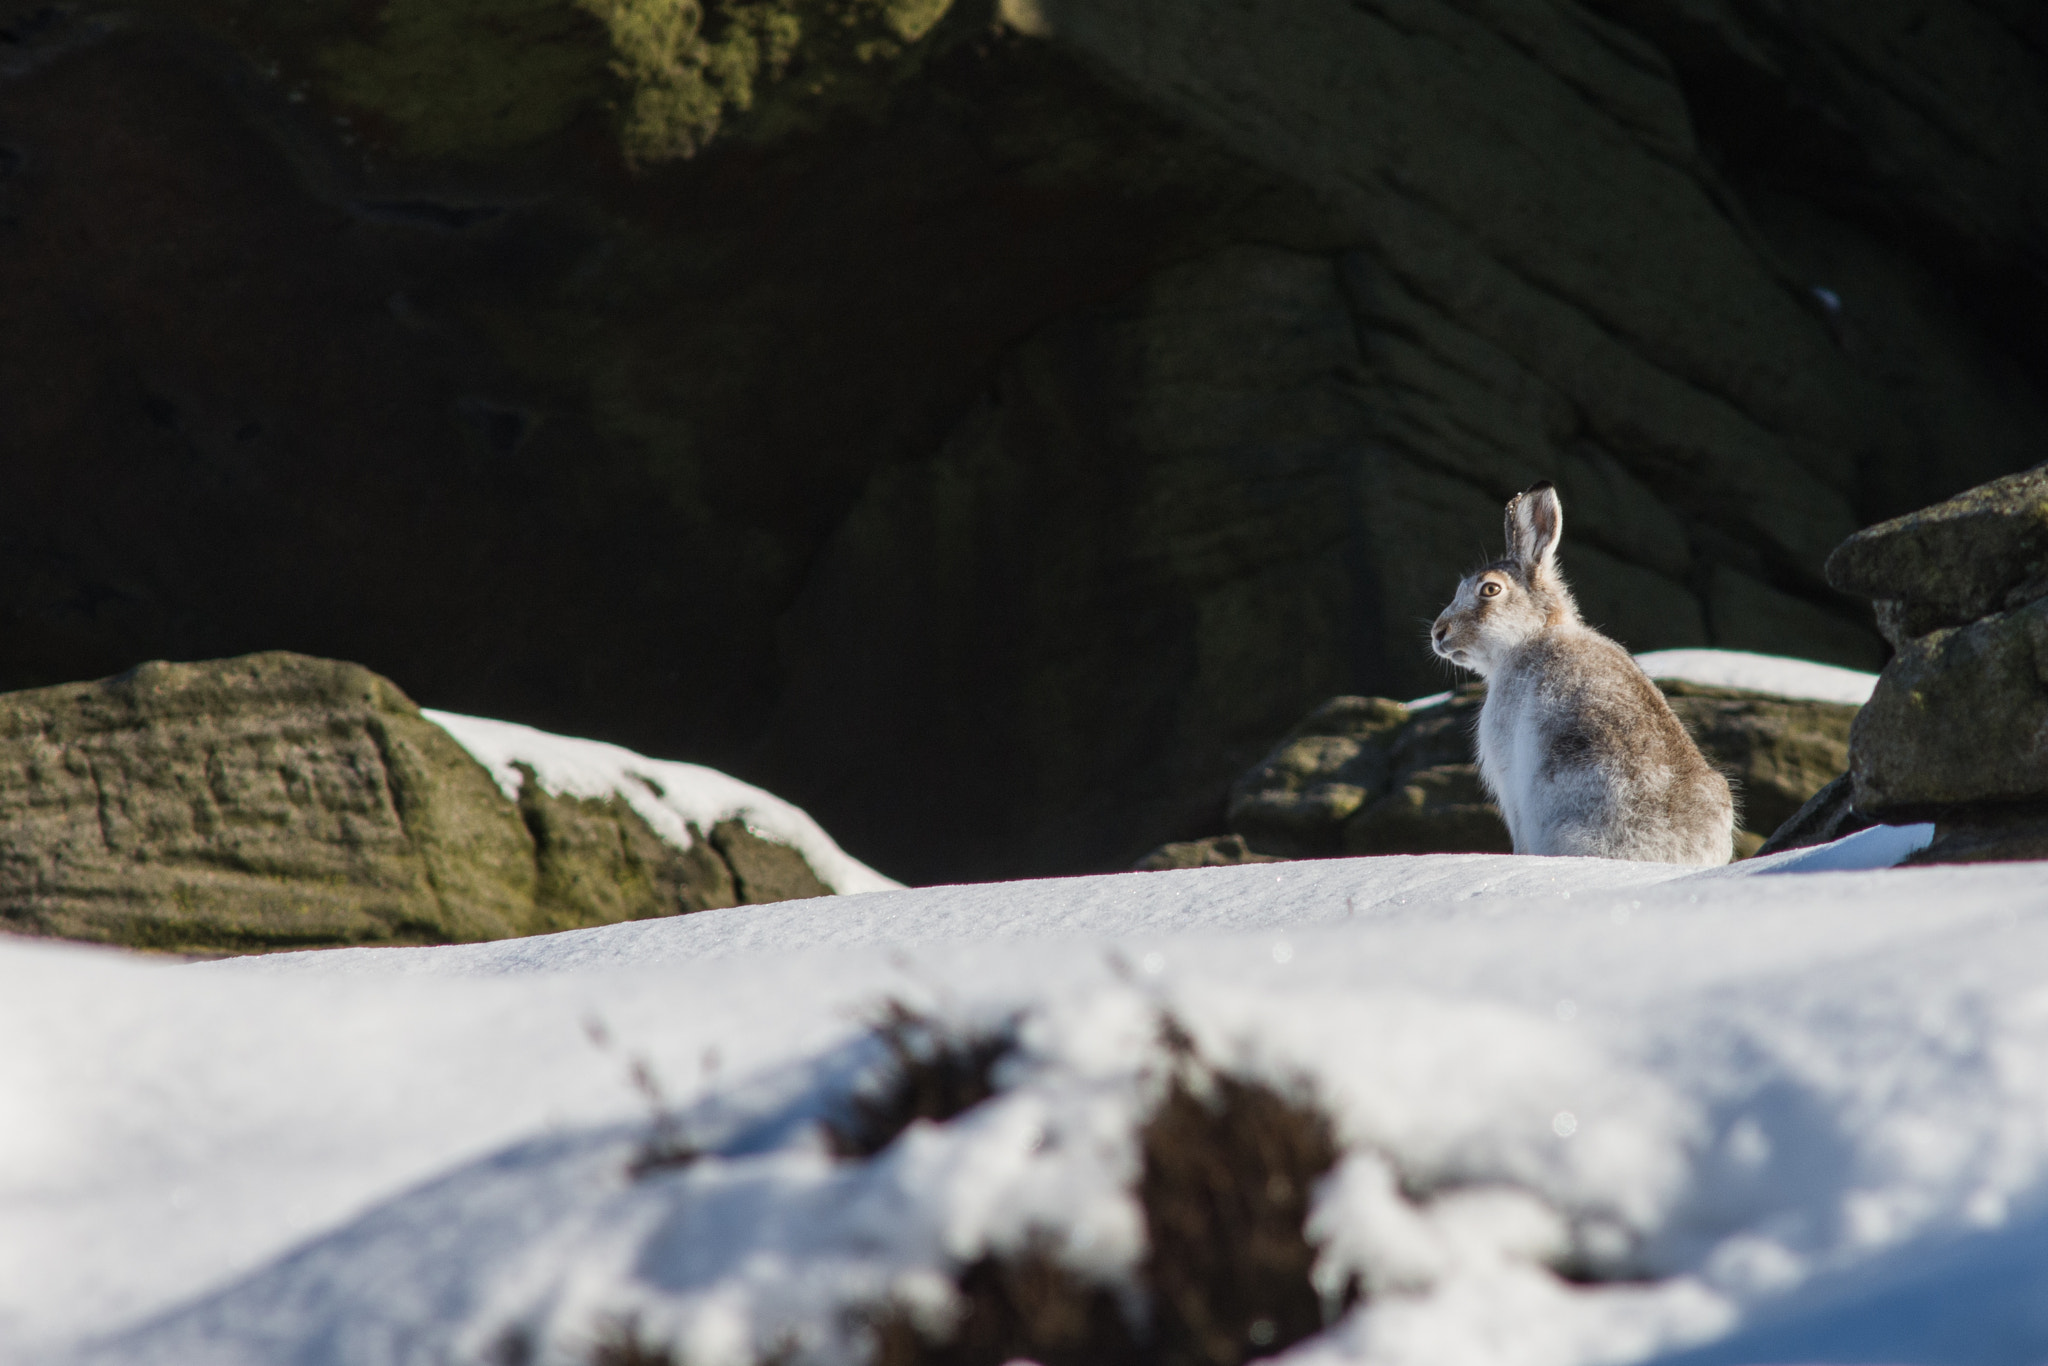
[6,652,2044,1366]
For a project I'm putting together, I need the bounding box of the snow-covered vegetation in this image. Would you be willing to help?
[5,653,2041,1366]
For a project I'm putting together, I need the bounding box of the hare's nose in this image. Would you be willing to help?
[1431,622,1448,645]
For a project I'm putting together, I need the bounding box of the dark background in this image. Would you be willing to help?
[4,0,2046,883]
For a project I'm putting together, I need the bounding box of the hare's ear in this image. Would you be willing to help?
[1507,481,1563,576]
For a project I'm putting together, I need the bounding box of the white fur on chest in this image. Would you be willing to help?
[1475,674,1544,852]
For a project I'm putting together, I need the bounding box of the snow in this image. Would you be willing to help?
[1644,1202,2048,1366]
[1627,651,1877,706]
[421,710,901,896]
[21,818,2048,1366]
[10,650,2038,1366]
[1402,649,1877,710]
[1713,822,1932,876]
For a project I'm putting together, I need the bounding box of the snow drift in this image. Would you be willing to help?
[28,825,2048,1366]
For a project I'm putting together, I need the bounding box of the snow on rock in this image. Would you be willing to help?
[422,710,901,896]
[1626,651,1876,706]
[13,818,2042,1366]
[1404,649,1878,711]
[1704,822,1932,876]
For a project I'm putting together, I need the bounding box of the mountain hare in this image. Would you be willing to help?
[1430,482,1733,864]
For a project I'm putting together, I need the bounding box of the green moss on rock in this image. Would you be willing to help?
[293,0,962,162]
[1225,695,1412,858]
[149,0,961,162]
[319,0,614,158]
[0,652,542,950]
[707,816,834,902]
[0,652,831,953]
[1198,677,1859,863]
[1850,597,2048,817]
[1825,464,2048,634]
[515,764,742,927]
[1655,681,1858,839]
[1345,763,1510,856]
[583,0,960,161]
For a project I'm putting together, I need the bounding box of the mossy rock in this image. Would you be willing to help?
[1826,463,2048,636]
[1343,763,1511,857]
[515,767,742,927]
[708,816,834,902]
[1655,681,1856,840]
[1223,687,1505,860]
[0,652,831,953]
[161,0,967,164]
[1849,597,2048,818]
[1224,695,1413,859]
[1132,834,1286,871]
[1179,674,1859,864]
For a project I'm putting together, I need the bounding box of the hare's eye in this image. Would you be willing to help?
[1478,581,1502,598]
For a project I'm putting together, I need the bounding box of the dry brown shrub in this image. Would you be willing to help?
[867,1234,1138,1366]
[589,1313,679,1366]
[594,1014,1351,1365]
[873,1016,1348,1366]
[826,1001,1016,1159]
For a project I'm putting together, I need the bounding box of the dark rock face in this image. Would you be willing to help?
[1823,467,2048,862]
[1752,773,1873,858]
[0,652,830,953]
[1847,595,2048,815]
[1906,803,2048,865]
[1188,675,1855,863]
[1827,465,2048,637]
[3,1,2046,883]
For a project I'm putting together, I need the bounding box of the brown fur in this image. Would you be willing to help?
[1432,484,1734,864]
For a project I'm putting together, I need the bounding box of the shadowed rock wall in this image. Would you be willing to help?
[2,0,2045,882]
